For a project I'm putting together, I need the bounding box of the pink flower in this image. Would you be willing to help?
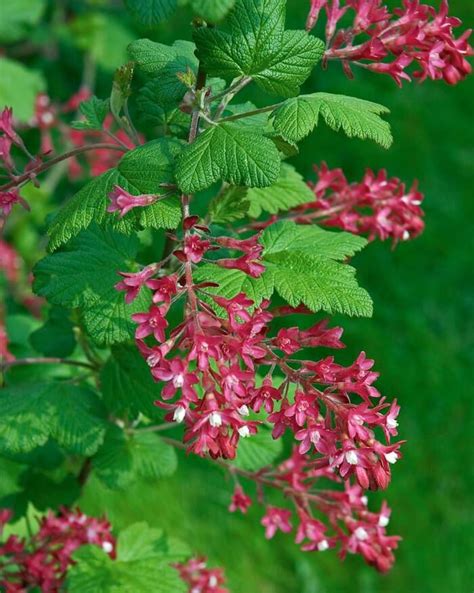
[261,506,293,539]
[115,266,157,303]
[147,274,179,304]
[152,358,199,402]
[183,234,211,263]
[318,0,473,86]
[107,185,159,217]
[174,557,229,593]
[0,322,15,363]
[229,486,252,513]
[0,190,30,217]
[0,107,21,144]
[132,305,169,341]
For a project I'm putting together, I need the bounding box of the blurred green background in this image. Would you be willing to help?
[1,1,473,592]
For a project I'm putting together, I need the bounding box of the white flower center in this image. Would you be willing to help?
[354,527,369,541]
[402,230,410,241]
[238,405,250,416]
[387,417,398,429]
[385,451,398,464]
[317,539,329,551]
[378,515,390,527]
[238,425,250,438]
[345,450,358,465]
[102,541,113,553]
[209,411,223,427]
[173,373,185,388]
[173,406,186,423]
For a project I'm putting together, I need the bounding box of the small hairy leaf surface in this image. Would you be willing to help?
[176,123,281,193]
[261,221,372,316]
[194,0,324,96]
[0,383,106,456]
[35,225,151,345]
[123,0,177,27]
[93,427,177,489]
[100,345,163,420]
[233,428,283,471]
[71,96,109,130]
[246,163,315,218]
[271,93,392,147]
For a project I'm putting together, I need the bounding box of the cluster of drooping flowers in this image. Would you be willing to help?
[0,508,115,592]
[296,162,425,243]
[174,557,229,593]
[307,0,473,85]
[229,448,400,572]
[0,239,21,284]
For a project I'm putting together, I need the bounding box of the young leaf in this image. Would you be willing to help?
[233,428,283,471]
[246,163,315,218]
[0,382,106,456]
[35,225,151,345]
[260,221,372,317]
[0,57,45,121]
[93,427,177,489]
[271,92,392,147]
[123,0,177,27]
[194,0,325,96]
[67,526,187,593]
[100,345,163,420]
[189,0,235,22]
[128,39,197,77]
[71,96,109,131]
[208,186,249,224]
[176,123,281,193]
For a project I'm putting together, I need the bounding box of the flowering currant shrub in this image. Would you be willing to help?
[0,0,471,590]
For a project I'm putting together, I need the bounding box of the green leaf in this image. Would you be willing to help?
[0,0,46,43]
[137,81,190,135]
[100,345,163,420]
[189,0,235,22]
[246,163,315,218]
[208,186,249,224]
[261,220,368,260]
[35,225,151,345]
[18,471,81,513]
[0,58,45,121]
[124,0,178,27]
[128,39,197,76]
[271,92,392,147]
[93,427,177,489]
[234,428,283,471]
[48,139,182,251]
[68,524,187,593]
[29,306,76,358]
[0,382,106,455]
[194,0,325,96]
[260,221,372,317]
[71,96,109,130]
[176,123,281,193]
[194,263,274,314]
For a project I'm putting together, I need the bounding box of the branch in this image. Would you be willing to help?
[0,143,127,192]
[217,103,281,124]
[1,357,98,371]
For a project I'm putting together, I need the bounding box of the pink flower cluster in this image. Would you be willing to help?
[229,450,400,572]
[307,0,473,85]
[0,239,21,283]
[0,322,14,363]
[0,508,114,592]
[294,162,425,243]
[174,557,229,593]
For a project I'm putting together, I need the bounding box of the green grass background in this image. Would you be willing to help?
[4,1,474,592]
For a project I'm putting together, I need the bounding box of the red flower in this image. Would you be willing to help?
[229,486,252,513]
[108,185,159,218]
[261,506,293,539]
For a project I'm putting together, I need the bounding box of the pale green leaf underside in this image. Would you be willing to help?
[0,383,106,456]
[271,92,392,147]
[176,123,281,193]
